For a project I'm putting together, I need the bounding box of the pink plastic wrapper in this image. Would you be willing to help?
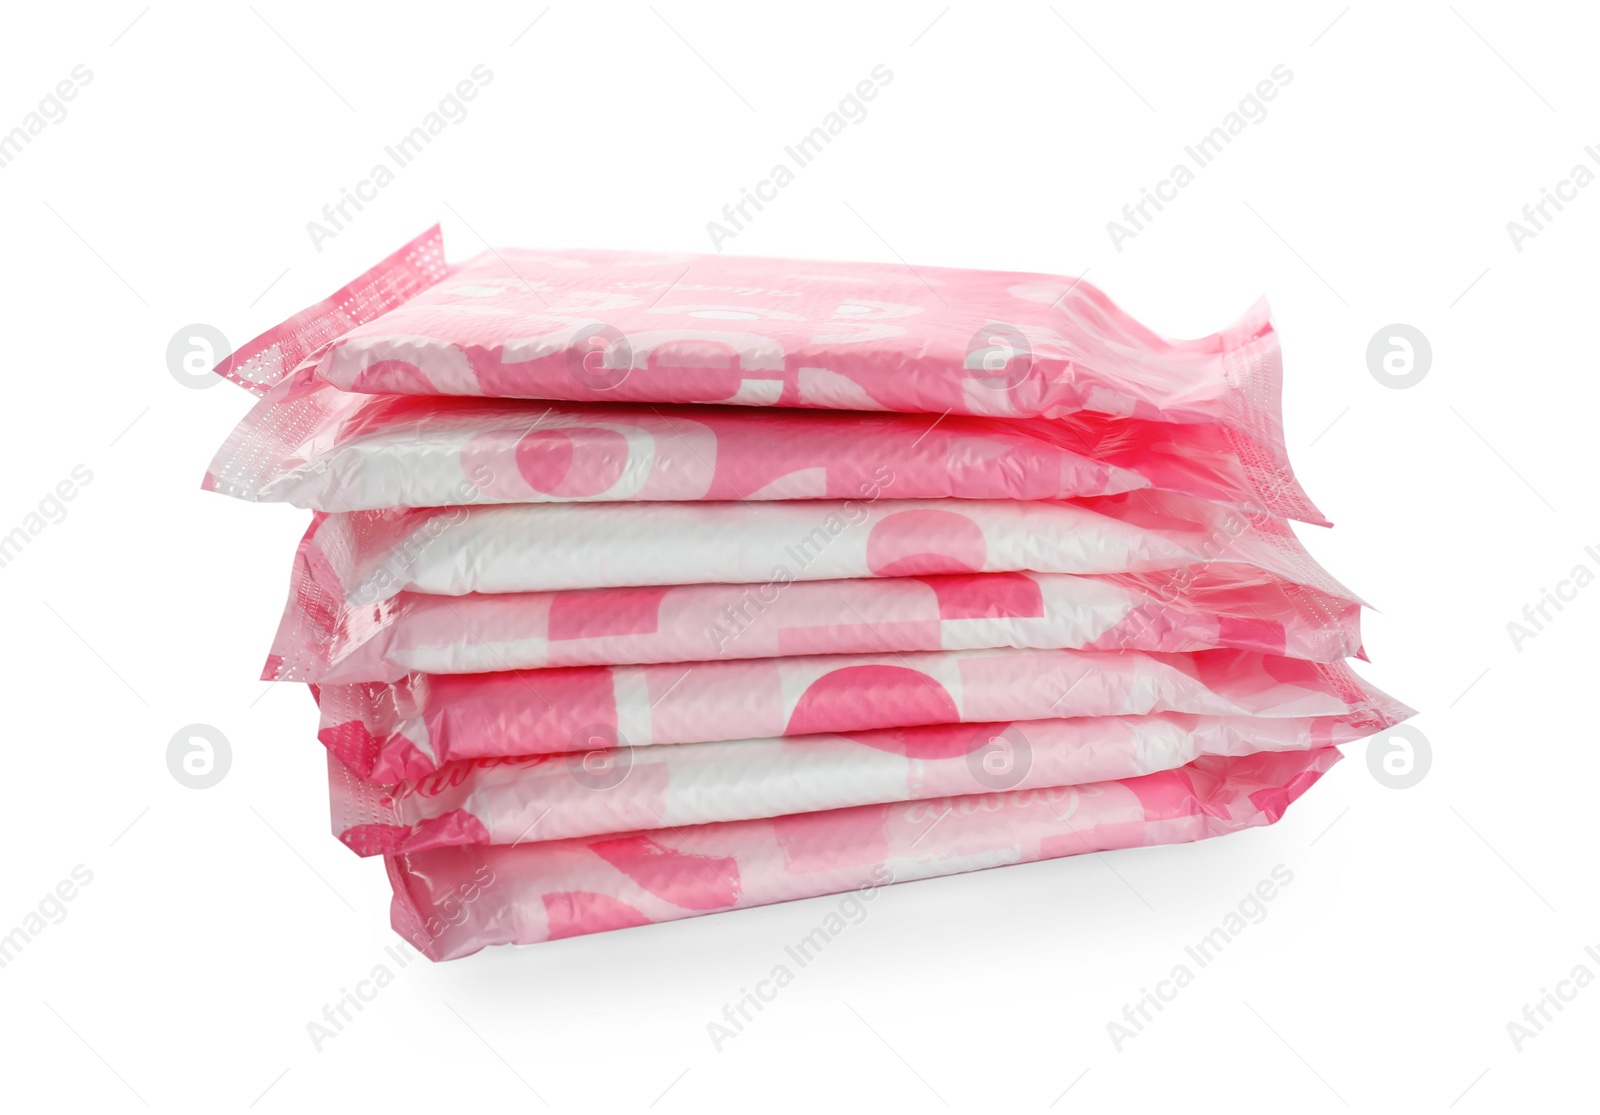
[332,700,1406,854]
[386,747,1341,958]
[283,489,1351,606]
[205,368,1323,522]
[316,647,1391,783]
[271,555,1362,684]
[219,227,1321,524]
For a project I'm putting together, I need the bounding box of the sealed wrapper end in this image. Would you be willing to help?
[316,646,1401,783]
[331,698,1411,854]
[386,747,1341,959]
[211,227,1323,524]
[216,227,452,394]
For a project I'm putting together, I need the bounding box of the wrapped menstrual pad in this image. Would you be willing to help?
[387,749,1342,959]
[333,706,1405,854]
[268,564,1362,684]
[316,647,1394,782]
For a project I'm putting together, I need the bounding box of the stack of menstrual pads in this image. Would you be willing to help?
[204,226,1409,960]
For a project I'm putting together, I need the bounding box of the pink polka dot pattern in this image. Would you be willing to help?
[515,426,630,497]
[866,509,987,577]
[785,664,961,737]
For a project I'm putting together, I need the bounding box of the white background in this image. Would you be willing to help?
[0,2,1594,1111]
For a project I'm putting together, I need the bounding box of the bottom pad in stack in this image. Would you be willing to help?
[204,227,1411,959]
